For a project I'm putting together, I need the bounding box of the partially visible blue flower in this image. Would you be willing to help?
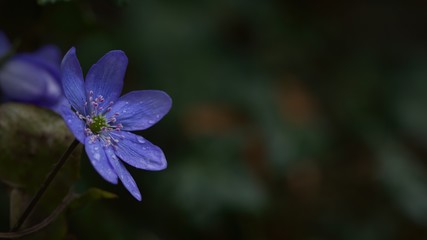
[0,31,64,111]
[60,47,172,200]
[0,31,11,58]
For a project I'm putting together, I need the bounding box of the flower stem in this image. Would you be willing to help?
[10,139,80,232]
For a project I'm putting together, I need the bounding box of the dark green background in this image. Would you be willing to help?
[2,0,427,239]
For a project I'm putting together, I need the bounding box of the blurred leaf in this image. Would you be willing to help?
[10,189,68,240]
[375,136,427,225]
[69,188,117,211]
[0,103,80,191]
[0,103,81,237]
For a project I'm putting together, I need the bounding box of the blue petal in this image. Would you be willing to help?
[50,96,69,115]
[107,90,172,131]
[0,31,11,58]
[0,56,64,107]
[105,147,141,201]
[58,104,86,143]
[110,131,167,170]
[85,137,119,184]
[13,47,62,87]
[0,58,46,101]
[85,50,127,109]
[33,45,62,69]
[61,47,86,114]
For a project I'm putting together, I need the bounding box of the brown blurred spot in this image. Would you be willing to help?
[182,103,246,136]
[242,130,270,182]
[286,161,322,204]
[277,77,319,125]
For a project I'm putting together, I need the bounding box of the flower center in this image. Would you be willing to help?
[74,92,125,146]
[89,115,108,134]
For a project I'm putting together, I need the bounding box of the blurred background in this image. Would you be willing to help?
[2,0,427,239]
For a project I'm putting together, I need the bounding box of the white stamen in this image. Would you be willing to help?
[74,92,126,147]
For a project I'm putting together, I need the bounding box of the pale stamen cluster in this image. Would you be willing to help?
[74,92,125,146]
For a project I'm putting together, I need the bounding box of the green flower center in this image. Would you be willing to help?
[89,115,108,134]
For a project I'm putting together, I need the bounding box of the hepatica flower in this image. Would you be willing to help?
[0,31,64,110]
[60,47,171,200]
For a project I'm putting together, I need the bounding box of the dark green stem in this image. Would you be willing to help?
[10,139,79,232]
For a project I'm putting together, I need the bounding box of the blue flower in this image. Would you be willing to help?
[59,47,172,200]
[0,31,64,110]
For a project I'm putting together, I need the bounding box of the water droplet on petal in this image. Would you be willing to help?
[137,136,146,144]
[93,153,101,161]
[148,120,154,124]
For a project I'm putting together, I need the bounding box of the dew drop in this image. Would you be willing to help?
[137,136,146,144]
[148,120,155,124]
[156,114,160,119]
[93,153,101,161]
